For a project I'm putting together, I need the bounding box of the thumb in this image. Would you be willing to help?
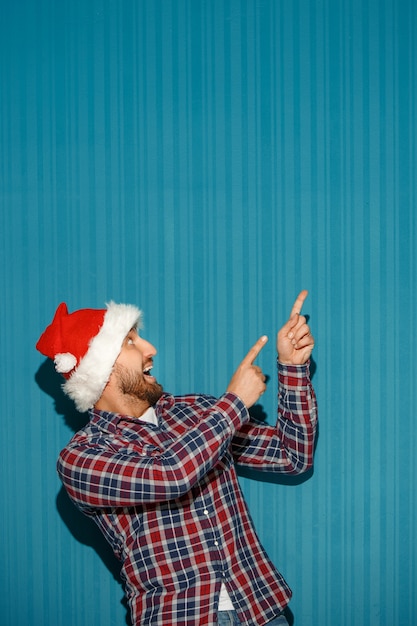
[277,313,299,346]
[282,312,299,332]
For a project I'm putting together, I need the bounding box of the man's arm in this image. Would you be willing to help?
[231,291,317,473]
[57,338,269,509]
[231,360,317,473]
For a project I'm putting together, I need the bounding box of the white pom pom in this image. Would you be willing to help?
[54,352,77,374]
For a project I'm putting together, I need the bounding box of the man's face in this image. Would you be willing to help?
[112,329,164,407]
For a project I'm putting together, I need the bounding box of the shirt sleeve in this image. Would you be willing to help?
[57,393,249,509]
[230,360,318,474]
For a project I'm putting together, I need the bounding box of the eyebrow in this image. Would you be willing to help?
[124,328,136,342]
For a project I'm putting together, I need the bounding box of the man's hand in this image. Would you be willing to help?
[227,336,268,408]
[277,290,315,365]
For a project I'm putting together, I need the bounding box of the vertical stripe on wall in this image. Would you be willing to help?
[1,1,416,625]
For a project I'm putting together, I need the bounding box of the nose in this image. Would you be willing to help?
[138,337,157,357]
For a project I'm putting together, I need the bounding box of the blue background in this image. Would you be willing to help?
[1,1,416,624]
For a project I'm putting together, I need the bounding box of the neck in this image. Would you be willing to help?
[95,391,151,418]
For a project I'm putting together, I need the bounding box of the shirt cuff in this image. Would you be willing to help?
[278,359,311,388]
[216,392,250,429]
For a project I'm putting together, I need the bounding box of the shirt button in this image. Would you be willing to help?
[214,541,219,546]
[203,510,209,515]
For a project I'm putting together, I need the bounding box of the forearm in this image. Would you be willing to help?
[57,393,249,508]
[276,359,318,472]
[231,360,317,473]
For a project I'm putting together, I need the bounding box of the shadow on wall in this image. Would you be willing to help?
[35,358,89,432]
[56,486,132,625]
[35,358,132,626]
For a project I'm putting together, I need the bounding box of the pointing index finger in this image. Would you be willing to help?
[241,335,268,366]
[290,290,309,317]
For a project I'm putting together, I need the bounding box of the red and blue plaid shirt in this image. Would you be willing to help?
[57,361,317,626]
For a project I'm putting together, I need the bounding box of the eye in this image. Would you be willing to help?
[126,334,136,345]
[126,328,138,346]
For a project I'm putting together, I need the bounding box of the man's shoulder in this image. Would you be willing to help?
[155,392,217,415]
[162,392,217,404]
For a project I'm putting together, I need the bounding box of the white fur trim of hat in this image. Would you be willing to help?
[63,302,141,412]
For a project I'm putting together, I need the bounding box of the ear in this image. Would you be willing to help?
[93,368,118,412]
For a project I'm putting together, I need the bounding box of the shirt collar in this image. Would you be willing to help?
[88,395,173,433]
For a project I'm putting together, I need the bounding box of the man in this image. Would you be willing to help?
[36,290,317,626]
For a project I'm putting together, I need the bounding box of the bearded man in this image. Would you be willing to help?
[36,292,317,626]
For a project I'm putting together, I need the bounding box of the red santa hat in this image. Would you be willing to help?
[36,301,142,412]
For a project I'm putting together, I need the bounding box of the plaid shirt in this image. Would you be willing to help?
[57,361,317,626]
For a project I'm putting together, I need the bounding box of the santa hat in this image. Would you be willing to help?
[36,301,142,412]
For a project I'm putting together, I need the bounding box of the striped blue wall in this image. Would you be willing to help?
[1,1,416,624]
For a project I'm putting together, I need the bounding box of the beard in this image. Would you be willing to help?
[113,363,164,407]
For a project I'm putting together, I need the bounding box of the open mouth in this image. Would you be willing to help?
[143,366,154,380]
